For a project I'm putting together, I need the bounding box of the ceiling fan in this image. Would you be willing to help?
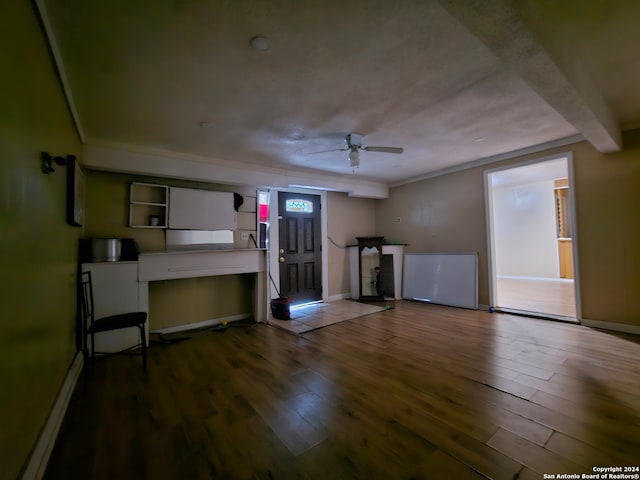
[308,133,404,168]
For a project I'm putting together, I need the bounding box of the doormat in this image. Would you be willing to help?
[269,300,386,334]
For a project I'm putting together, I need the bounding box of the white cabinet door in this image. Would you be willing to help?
[82,262,147,353]
[168,187,237,230]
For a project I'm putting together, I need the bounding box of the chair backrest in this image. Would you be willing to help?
[80,271,95,330]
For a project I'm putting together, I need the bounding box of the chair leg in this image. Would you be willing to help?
[140,324,147,371]
[82,342,90,378]
[82,330,89,363]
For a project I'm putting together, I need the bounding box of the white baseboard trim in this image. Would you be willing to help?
[327,293,351,302]
[581,318,640,335]
[21,352,84,480]
[497,275,574,283]
[150,313,252,335]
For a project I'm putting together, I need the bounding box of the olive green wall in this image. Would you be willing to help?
[376,131,640,328]
[326,192,376,297]
[149,276,253,330]
[0,1,83,478]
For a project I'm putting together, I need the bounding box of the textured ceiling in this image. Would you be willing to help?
[42,0,640,184]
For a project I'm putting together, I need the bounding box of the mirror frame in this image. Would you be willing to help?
[357,236,384,302]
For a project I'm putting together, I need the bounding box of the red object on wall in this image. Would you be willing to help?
[259,203,269,223]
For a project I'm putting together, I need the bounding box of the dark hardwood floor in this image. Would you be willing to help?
[44,301,640,479]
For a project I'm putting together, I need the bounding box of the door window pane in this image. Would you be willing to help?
[285,199,313,213]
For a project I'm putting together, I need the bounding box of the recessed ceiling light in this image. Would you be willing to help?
[250,36,270,51]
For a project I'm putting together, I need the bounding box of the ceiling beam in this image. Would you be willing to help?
[438,0,621,153]
[83,143,390,199]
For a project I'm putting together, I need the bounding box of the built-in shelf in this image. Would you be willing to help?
[129,182,168,228]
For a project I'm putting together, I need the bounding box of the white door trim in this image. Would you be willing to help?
[483,152,581,321]
[268,188,328,303]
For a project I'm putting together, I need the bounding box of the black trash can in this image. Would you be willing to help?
[271,297,292,320]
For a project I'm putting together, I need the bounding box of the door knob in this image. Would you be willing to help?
[279,256,285,263]
[279,249,285,254]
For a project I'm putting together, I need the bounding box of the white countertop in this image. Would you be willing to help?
[140,248,266,256]
[138,248,265,281]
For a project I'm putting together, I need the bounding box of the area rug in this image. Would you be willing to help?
[269,300,387,334]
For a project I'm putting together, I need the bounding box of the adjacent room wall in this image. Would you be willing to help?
[376,131,640,328]
[492,179,560,278]
[0,1,83,477]
[325,192,376,298]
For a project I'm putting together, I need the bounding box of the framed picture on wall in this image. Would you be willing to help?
[66,156,84,227]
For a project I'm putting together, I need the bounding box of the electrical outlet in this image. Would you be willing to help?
[395,216,402,223]
[241,232,250,240]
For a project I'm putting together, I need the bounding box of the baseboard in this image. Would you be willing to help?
[478,304,490,311]
[497,275,574,283]
[327,293,351,302]
[581,318,640,335]
[21,352,84,480]
[495,307,578,324]
[150,313,252,335]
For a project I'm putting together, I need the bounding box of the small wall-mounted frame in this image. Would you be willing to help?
[66,156,84,226]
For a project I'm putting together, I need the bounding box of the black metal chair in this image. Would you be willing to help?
[80,270,148,370]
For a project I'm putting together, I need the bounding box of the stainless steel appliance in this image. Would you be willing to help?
[90,238,122,262]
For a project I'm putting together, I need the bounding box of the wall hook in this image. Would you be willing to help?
[41,152,75,174]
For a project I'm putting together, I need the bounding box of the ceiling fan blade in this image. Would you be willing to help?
[363,146,404,154]
[305,148,348,156]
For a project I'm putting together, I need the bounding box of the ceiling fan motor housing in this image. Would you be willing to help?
[346,133,363,148]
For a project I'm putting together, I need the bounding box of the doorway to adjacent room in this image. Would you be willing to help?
[485,155,580,321]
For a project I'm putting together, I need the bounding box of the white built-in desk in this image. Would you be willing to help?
[139,248,268,323]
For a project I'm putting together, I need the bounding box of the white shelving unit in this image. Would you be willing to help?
[129,182,168,228]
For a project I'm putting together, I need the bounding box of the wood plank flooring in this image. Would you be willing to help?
[44,301,640,479]
[497,276,577,318]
